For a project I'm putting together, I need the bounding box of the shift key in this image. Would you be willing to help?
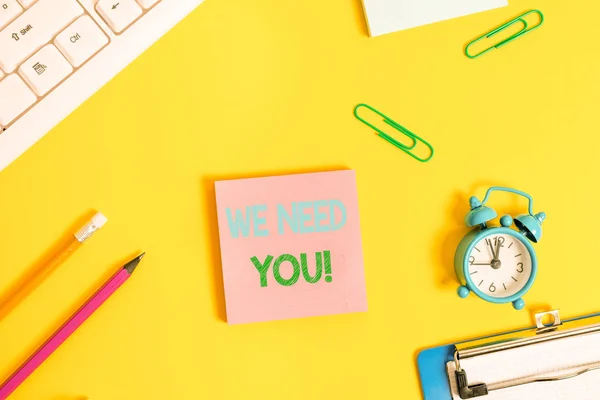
[0,0,83,73]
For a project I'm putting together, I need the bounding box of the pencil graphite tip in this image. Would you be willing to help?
[123,253,145,274]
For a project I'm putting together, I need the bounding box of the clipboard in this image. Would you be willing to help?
[417,310,600,399]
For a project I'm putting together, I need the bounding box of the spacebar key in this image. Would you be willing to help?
[0,0,83,73]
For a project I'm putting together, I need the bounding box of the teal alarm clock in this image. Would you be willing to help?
[454,187,546,310]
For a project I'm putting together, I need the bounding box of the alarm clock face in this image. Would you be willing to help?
[466,232,533,299]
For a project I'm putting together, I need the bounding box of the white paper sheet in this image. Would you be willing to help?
[446,332,600,399]
[361,0,508,37]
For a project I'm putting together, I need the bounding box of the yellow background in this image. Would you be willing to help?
[0,0,598,398]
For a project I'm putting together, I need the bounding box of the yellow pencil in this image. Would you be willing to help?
[0,213,107,323]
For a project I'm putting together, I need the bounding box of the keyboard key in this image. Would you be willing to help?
[17,0,36,8]
[0,0,22,30]
[55,16,108,67]
[19,44,72,95]
[136,0,160,9]
[0,74,36,126]
[96,0,142,34]
[0,0,83,73]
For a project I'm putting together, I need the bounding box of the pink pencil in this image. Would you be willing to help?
[0,253,144,399]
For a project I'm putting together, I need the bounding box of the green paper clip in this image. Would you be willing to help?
[353,104,434,163]
[465,10,544,59]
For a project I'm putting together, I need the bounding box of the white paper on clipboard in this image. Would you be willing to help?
[361,0,508,37]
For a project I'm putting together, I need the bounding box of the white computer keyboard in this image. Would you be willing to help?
[0,0,204,171]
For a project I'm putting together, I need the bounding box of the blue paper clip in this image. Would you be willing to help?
[353,104,434,163]
[465,10,544,59]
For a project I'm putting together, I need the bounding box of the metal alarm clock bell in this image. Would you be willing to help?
[454,187,546,310]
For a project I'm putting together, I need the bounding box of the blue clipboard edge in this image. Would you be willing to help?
[416,311,600,400]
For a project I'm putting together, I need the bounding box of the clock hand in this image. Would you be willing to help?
[486,239,497,260]
[471,262,492,266]
[496,239,502,260]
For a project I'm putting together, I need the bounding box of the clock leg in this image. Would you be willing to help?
[457,286,470,298]
[512,298,525,310]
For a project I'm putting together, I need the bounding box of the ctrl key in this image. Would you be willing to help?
[0,74,36,127]
[55,16,109,68]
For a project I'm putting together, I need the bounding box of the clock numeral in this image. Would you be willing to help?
[469,256,475,265]
[493,236,505,247]
[517,262,524,273]
[489,283,496,293]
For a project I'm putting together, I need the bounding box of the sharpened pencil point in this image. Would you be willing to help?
[124,253,145,274]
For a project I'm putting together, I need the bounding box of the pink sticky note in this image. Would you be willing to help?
[215,170,367,324]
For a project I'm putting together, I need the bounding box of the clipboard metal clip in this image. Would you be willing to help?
[465,10,544,59]
[353,104,434,163]
[453,310,600,399]
[535,309,562,334]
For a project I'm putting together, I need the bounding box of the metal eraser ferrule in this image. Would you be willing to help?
[74,213,107,243]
